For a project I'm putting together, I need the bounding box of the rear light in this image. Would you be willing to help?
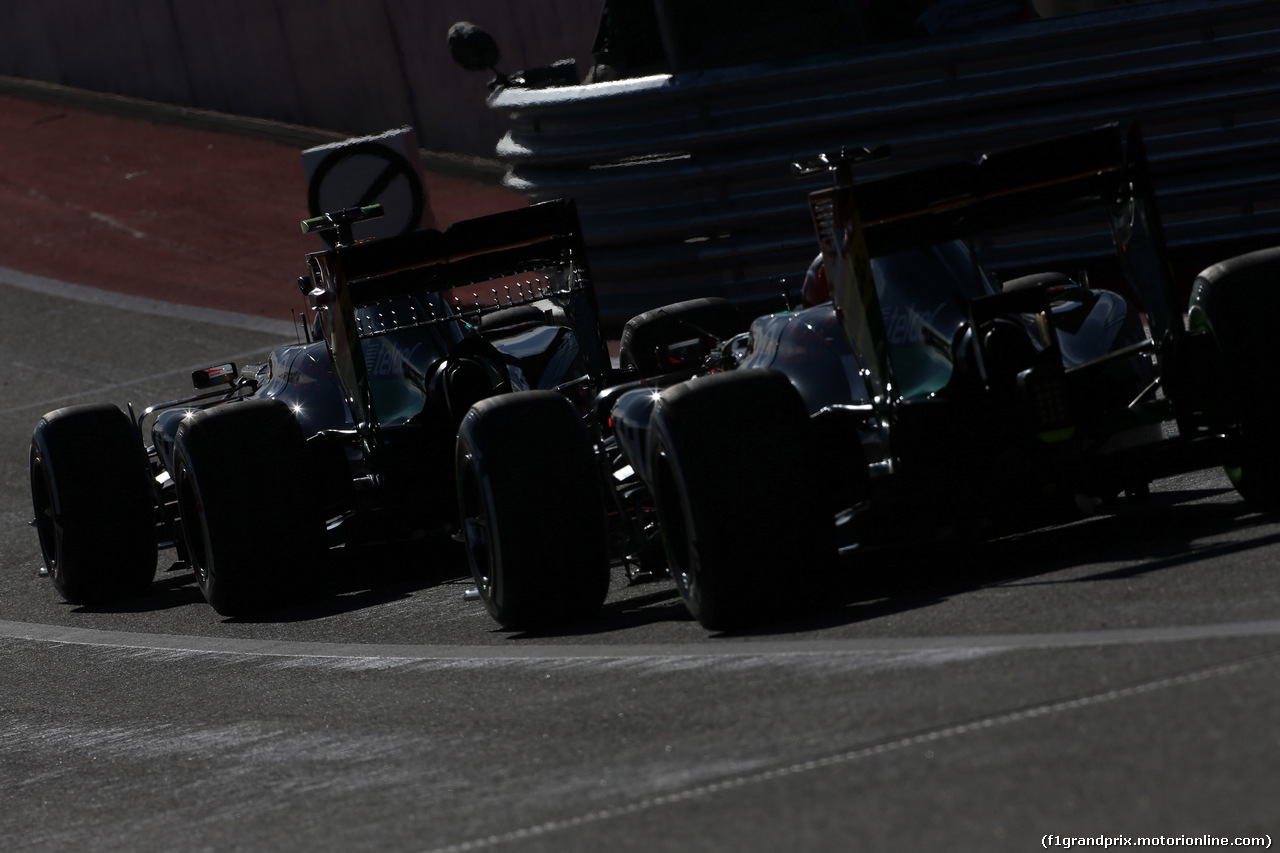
[1018,367,1073,437]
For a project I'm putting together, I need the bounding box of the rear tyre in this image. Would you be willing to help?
[456,391,610,630]
[173,399,324,616]
[647,369,835,631]
[619,298,745,378]
[30,404,157,604]
[1187,247,1280,509]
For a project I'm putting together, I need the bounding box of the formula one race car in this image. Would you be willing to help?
[30,200,610,616]
[457,123,1280,631]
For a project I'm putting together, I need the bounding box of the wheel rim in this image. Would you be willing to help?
[175,464,211,588]
[651,446,696,603]
[458,454,496,600]
[30,452,59,578]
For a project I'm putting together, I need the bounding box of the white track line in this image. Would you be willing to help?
[0,265,297,336]
[1,267,299,416]
[3,617,1280,662]
[1,342,297,417]
[420,652,1279,853]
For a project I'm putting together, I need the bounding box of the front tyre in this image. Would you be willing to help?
[456,391,610,630]
[173,399,324,616]
[30,404,157,604]
[647,369,834,631]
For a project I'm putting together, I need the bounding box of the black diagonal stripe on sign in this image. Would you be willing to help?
[359,156,409,206]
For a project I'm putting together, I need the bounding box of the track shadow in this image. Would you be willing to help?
[83,483,1275,635]
[485,586,691,641]
[77,539,472,622]
[68,565,208,614]
[503,483,1278,639]
[717,484,1278,637]
[230,541,472,624]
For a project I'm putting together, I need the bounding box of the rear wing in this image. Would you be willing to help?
[805,124,1178,405]
[305,199,608,427]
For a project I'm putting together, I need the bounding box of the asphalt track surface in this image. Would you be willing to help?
[2,88,1279,852]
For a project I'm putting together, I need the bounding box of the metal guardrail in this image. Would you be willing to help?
[488,0,1280,325]
[0,1,602,159]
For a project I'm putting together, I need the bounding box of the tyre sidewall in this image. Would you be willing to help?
[647,370,834,630]
[1189,247,1280,508]
[174,399,323,616]
[30,404,157,603]
[456,391,610,630]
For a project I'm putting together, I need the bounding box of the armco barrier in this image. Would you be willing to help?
[487,0,1280,324]
[0,0,599,159]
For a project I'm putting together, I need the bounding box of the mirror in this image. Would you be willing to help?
[191,363,237,390]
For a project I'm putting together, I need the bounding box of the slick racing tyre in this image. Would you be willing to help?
[647,369,835,631]
[30,403,157,604]
[173,399,324,617]
[619,297,745,378]
[456,390,610,630]
[1187,247,1280,510]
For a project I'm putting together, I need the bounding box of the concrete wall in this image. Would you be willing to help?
[0,0,602,158]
